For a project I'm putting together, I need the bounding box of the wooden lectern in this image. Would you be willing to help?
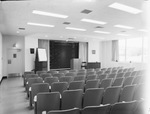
[70,58,81,70]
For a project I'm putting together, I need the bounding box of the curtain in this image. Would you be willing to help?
[38,39,49,70]
[79,42,88,62]
[112,40,119,61]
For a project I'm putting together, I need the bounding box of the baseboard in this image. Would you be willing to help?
[0,76,7,85]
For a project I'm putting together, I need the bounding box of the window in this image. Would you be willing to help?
[118,37,148,63]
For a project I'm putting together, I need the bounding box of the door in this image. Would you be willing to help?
[7,49,23,76]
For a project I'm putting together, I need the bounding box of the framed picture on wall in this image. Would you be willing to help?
[92,50,96,54]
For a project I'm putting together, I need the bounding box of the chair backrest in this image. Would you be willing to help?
[53,73,65,79]
[122,68,128,73]
[85,79,100,91]
[123,77,134,87]
[133,84,145,100]
[59,76,74,83]
[44,77,59,86]
[112,77,124,87]
[81,104,111,114]
[116,73,124,78]
[102,86,121,105]
[119,85,136,102]
[69,81,85,90]
[86,71,96,76]
[31,83,49,105]
[48,108,80,114]
[96,71,104,75]
[61,89,83,110]
[104,70,111,74]
[132,76,142,85]
[65,72,76,77]
[86,75,97,81]
[97,74,107,82]
[133,100,145,114]
[77,72,86,76]
[117,69,123,73]
[51,82,68,95]
[69,69,77,73]
[110,101,137,114]
[36,71,47,76]
[99,78,112,89]
[36,92,61,114]
[111,70,118,74]
[47,70,59,75]
[130,71,137,77]
[40,73,52,80]
[83,88,104,108]
[59,70,69,74]
[107,73,116,79]
[124,72,132,78]
[86,69,94,73]
[27,77,43,96]
[74,76,86,81]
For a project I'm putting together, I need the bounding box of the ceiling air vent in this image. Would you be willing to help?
[63,22,71,25]
[81,9,92,14]
[96,26,104,28]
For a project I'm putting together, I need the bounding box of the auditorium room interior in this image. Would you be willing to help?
[0,0,149,114]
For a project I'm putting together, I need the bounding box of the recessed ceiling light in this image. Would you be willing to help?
[81,9,92,14]
[81,18,107,25]
[109,2,142,14]
[138,29,148,32]
[32,10,68,18]
[114,25,134,29]
[65,27,86,31]
[27,22,55,27]
[117,33,130,36]
[16,31,20,33]
[94,31,110,34]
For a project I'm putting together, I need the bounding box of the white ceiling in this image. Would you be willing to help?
[0,0,148,41]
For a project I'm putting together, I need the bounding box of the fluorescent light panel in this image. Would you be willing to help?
[65,27,86,31]
[32,10,68,18]
[81,18,107,25]
[94,31,110,34]
[114,25,134,29]
[109,2,142,14]
[117,33,129,36]
[27,22,55,27]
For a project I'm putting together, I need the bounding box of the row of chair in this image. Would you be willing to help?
[29,82,144,109]
[25,75,144,97]
[33,87,144,114]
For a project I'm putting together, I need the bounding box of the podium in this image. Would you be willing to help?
[70,58,81,70]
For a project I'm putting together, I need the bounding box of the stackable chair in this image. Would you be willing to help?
[40,73,52,80]
[123,77,134,87]
[110,101,137,114]
[97,74,107,82]
[86,74,97,81]
[86,71,96,77]
[29,83,49,108]
[116,73,124,78]
[112,77,124,87]
[83,88,104,108]
[35,92,61,114]
[84,79,100,91]
[61,89,83,110]
[107,73,116,79]
[59,70,69,74]
[81,104,111,114]
[69,81,85,90]
[44,77,59,86]
[132,76,142,85]
[47,108,80,114]
[23,71,34,86]
[130,71,137,77]
[133,84,145,100]
[51,82,68,95]
[133,100,145,114]
[117,69,123,73]
[99,78,112,89]
[53,73,65,79]
[59,76,74,84]
[102,86,121,105]
[25,74,38,87]
[26,77,43,97]
[123,72,131,78]
[73,76,86,81]
[36,71,47,76]
[47,70,59,75]
[119,85,136,102]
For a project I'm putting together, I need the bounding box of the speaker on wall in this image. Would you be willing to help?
[30,48,34,54]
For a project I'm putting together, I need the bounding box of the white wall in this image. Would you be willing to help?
[100,40,147,70]
[0,32,2,81]
[88,40,101,62]
[25,36,38,71]
[2,35,25,76]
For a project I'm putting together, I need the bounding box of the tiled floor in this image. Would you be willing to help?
[0,77,34,114]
